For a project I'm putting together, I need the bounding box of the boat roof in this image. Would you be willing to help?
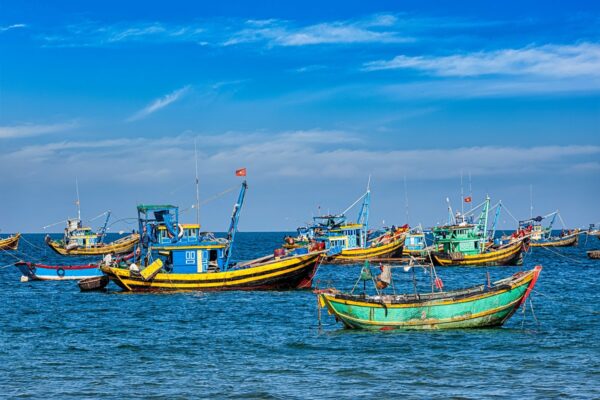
[157,224,200,229]
[137,204,177,212]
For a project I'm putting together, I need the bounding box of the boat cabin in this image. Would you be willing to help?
[137,204,230,273]
[433,224,485,255]
[64,219,100,248]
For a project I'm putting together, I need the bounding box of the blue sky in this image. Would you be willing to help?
[0,0,599,233]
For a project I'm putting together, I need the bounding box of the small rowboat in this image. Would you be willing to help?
[0,233,20,250]
[15,261,101,281]
[588,250,600,259]
[78,275,110,291]
[317,266,542,331]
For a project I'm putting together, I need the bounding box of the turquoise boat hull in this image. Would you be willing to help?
[318,266,541,331]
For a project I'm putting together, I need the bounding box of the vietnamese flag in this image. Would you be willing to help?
[235,168,247,177]
[464,196,472,203]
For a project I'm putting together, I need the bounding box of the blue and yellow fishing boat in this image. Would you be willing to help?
[430,197,528,266]
[283,186,405,263]
[100,181,327,292]
[317,265,542,331]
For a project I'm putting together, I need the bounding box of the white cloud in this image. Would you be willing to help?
[0,122,77,139]
[0,23,27,32]
[224,16,411,47]
[363,42,600,77]
[2,130,598,186]
[127,85,190,122]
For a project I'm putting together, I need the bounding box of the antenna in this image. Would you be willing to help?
[194,139,200,227]
[529,184,533,219]
[403,175,410,225]
[75,177,81,221]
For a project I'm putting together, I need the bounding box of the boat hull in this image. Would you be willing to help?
[319,266,541,331]
[431,240,525,267]
[530,234,578,247]
[0,233,20,250]
[327,237,404,264]
[15,261,101,281]
[101,252,322,292]
[45,234,139,256]
[587,250,600,259]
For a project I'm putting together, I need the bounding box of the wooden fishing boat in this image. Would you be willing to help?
[529,232,579,247]
[283,184,405,263]
[101,250,324,291]
[101,181,327,292]
[431,239,527,267]
[519,211,580,247]
[45,233,139,256]
[587,250,600,259]
[78,275,110,291]
[328,230,405,264]
[430,197,527,266]
[317,266,542,331]
[0,233,20,250]
[15,261,101,281]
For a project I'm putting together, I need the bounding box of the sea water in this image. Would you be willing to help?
[0,233,598,399]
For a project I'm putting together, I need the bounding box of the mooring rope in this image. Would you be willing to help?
[537,245,588,265]
[531,288,599,315]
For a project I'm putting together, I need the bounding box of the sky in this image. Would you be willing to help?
[0,0,599,233]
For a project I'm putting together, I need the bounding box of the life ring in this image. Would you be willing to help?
[166,224,184,240]
[57,268,65,278]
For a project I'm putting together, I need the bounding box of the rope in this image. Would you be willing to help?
[502,204,521,225]
[531,288,600,315]
[537,245,588,265]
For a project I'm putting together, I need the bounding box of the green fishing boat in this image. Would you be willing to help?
[317,264,542,331]
[430,197,527,266]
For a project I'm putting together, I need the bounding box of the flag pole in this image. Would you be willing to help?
[194,139,200,227]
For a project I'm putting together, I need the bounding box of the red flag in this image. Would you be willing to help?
[464,196,472,203]
[235,168,247,177]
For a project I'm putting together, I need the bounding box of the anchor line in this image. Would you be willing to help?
[531,289,600,315]
[537,245,588,265]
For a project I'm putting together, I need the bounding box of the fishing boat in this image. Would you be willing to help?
[402,226,430,256]
[317,263,542,331]
[587,224,600,241]
[519,212,580,247]
[587,250,600,259]
[0,233,20,250]
[283,184,405,263]
[15,261,102,281]
[430,197,528,266]
[100,181,327,292]
[43,181,139,256]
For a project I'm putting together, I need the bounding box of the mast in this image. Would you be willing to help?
[490,201,502,241]
[478,196,490,251]
[194,139,200,228]
[460,170,464,215]
[357,176,371,248]
[529,184,533,219]
[75,177,81,222]
[403,175,410,225]
[223,180,248,269]
[468,171,473,212]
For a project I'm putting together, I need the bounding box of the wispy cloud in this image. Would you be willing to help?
[363,42,600,77]
[0,23,27,32]
[0,121,77,139]
[127,85,191,122]
[223,15,411,47]
[2,130,598,185]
